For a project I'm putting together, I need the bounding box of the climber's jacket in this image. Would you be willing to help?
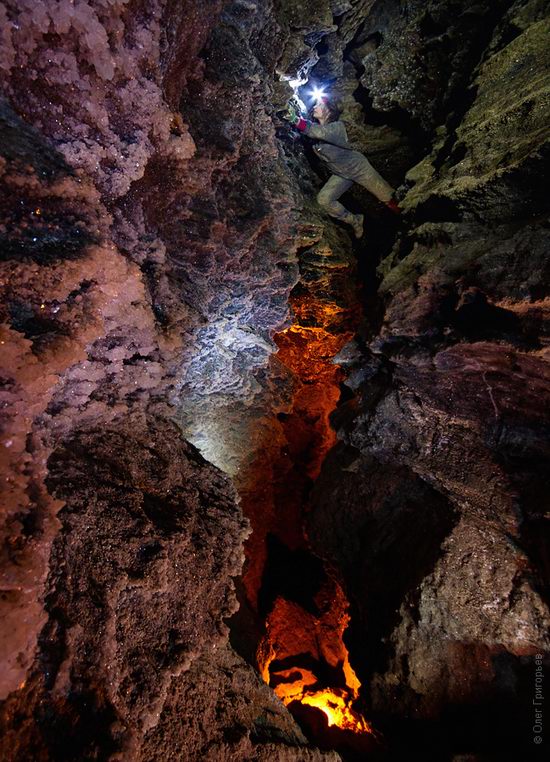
[295,117,370,180]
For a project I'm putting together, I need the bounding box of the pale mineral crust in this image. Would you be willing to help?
[0,0,339,759]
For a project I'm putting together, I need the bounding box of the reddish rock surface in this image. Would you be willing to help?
[0,417,246,759]
[0,0,340,759]
[0,416,336,759]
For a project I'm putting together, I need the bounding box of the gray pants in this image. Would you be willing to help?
[316,160,394,221]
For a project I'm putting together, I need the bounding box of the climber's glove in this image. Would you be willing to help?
[282,103,300,125]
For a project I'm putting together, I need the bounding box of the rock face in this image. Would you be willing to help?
[1,0,550,759]
[0,417,336,760]
[0,417,243,759]
[141,643,341,762]
[0,0,339,759]
[308,0,550,756]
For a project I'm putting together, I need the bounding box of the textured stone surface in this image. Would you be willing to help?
[0,418,244,758]
[344,0,514,130]
[142,643,341,762]
[0,0,320,483]
[0,418,334,760]
[2,0,550,758]
[0,0,200,198]
[307,0,550,756]
[0,98,165,701]
[0,0,342,758]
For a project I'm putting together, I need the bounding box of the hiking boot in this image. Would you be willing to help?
[350,213,364,239]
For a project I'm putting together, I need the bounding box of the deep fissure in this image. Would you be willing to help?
[230,222,378,755]
[1,1,549,760]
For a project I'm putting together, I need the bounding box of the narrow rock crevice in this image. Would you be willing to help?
[1,1,549,760]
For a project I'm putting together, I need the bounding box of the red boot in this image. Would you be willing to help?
[386,198,401,215]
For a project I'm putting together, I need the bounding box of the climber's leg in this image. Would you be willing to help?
[316,174,354,219]
[353,157,395,204]
[316,175,364,237]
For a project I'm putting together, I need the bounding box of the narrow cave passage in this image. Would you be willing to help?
[1,1,549,761]
[230,224,383,757]
[224,133,403,754]
[222,15,409,755]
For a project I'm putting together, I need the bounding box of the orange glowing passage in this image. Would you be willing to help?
[302,689,372,734]
[240,283,358,607]
[272,675,372,734]
[258,582,374,736]
[245,251,372,737]
[274,295,354,480]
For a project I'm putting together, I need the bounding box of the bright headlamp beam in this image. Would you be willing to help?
[310,86,326,103]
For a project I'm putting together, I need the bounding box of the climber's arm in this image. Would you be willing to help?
[282,103,308,130]
[300,121,324,137]
[282,108,349,147]
[287,116,327,137]
[293,118,350,148]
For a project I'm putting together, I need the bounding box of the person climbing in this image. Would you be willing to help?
[283,97,400,239]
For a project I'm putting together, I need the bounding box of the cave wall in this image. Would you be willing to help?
[308,0,550,754]
[1,0,549,758]
[0,0,343,758]
[1,416,340,760]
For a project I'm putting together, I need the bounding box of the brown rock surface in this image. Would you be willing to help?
[2,0,550,758]
[0,417,334,760]
[0,0,342,758]
[307,0,550,756]
[142,643,341,762]
[0,417,245,759]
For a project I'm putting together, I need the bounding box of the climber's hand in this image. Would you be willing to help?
[282,103,300,125]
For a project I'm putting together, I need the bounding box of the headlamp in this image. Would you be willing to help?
[310,86,327,103]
